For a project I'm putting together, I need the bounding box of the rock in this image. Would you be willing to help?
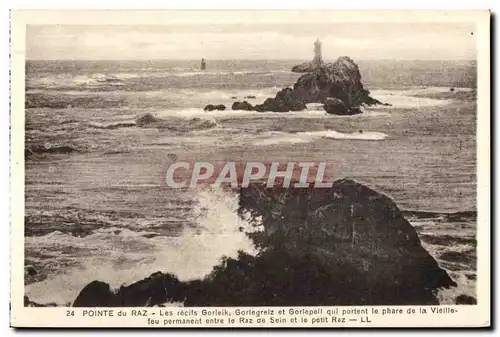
[291,57,371,108]
[254,88,307,112]
[455,294,477,305]
[363,96,392,106]
[450,87,455,92]
[231,96,237,99]
[25,144,78,156]
[136,113,159,127]
[72,281,116,307]
[25,265,37,276]
[204,104,226,111]
[244,95,257,99]
[24,296,58,307]
[236,179,457,305]
[231,101,254,111]
[323,97,348,115]
[115,272,184,306]
[291,62,316,73]
[255,56,386,113]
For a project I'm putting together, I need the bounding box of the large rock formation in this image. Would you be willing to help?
[69,179,456,307]
[204,104,226,112]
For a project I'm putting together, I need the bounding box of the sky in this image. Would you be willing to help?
[26,23,477,61]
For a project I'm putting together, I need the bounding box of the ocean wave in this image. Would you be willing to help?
[86,121,137,129]
[368,88,455,109]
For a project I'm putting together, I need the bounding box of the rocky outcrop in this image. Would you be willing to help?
[231,101,254,111]
[323,97,349,115]
[455,294,477,305]
[71,179,456,307]
[229,56,385,114]
[291,62,317,73]
[73,281,117,307]
[204,104,226,111]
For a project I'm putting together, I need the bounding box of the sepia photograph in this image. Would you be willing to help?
[10,10,490,328]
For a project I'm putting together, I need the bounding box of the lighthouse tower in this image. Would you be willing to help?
[313,38,323,65]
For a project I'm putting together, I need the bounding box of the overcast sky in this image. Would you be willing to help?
[26,23,476,61]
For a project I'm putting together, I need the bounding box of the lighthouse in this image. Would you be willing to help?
[313,38,323,65]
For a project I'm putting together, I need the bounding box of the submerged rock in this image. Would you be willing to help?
[72,179,455,307]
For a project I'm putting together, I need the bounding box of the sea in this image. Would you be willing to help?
[24,59,477,306]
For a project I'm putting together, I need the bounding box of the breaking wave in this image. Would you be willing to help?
[253,129,388,146]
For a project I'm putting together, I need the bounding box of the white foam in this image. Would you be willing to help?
[253,129,388,146]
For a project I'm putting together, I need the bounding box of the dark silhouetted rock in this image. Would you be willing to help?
[244,95,257,99]
[291,62,316,73]
[450,87,455,92]
[72,179,456,307]
[455,294,477,305]
[25,265,37,276]
[72,281,116,307]
[136,113,160,127]
[204,104,226,111]
[231,101,254,111]
[323,97,348,115]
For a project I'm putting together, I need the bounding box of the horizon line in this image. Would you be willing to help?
[25,58,477,62]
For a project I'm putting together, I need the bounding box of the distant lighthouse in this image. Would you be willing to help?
[313,38,323,65]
